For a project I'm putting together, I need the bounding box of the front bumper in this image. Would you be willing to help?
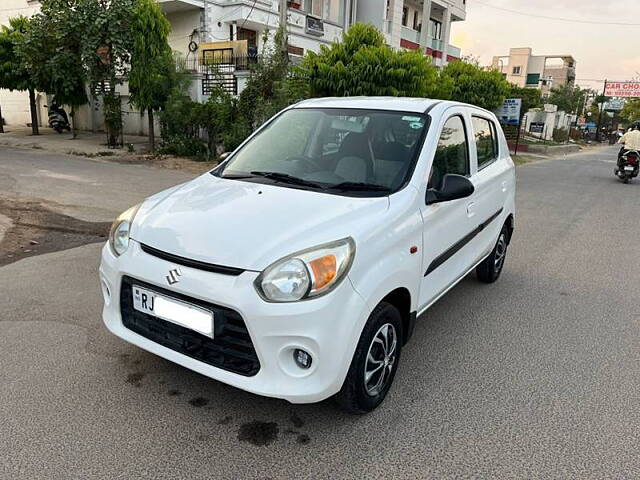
[99,241,369,404]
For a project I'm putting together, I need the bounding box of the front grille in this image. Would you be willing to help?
[120,276,260,376]
[140,243,245,276]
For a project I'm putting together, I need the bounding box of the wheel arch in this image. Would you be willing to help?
[379,287,416,345]
[504,213,515,244]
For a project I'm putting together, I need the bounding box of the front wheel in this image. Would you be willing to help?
[335,302,402,414]
[476,225,509,283]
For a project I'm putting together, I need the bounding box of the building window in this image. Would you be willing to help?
[526,73,541,85]
[413,11,421,31]
[512,66,521,75]
[402,7,408,26]
[430,18,442,39]
[303,0,345,26]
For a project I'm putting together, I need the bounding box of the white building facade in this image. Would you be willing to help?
[0,0,43,127]
[357,0,465,67]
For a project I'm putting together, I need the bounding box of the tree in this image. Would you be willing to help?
[439,62,511,111]
[19,0,88,138]
[547,84,587,115]
[236,28,292,133]
[78,0,135,146]
[508,84,543,119]
[0,16,39,135]
[296,24,442,98]
[621,99,640,124]
[129,0,174,152]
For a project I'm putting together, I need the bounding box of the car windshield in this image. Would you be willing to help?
[216,108,429,196]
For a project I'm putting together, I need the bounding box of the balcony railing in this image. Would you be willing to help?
[401,26,421,44]
[447,45,461,59]
[431,38,444,51]
[176,54,264,95]
[177,54,263,74]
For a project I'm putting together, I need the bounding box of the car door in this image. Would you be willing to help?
[418,110,476,310]
[467,113,510,262]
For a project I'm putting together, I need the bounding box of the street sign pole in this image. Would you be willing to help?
[596,79,607,142]
[514,123,521,156]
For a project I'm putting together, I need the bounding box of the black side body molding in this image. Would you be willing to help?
[424,208,504,277]
[140,243,245,276]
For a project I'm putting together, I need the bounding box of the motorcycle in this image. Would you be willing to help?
[615,149,640,184]
[45,104,71,134]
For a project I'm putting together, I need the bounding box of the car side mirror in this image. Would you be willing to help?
[426,174,475,205]
[219,152,232,160]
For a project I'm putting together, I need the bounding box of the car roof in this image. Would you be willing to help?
[292,97,494,116]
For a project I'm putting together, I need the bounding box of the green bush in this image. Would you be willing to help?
[295,23,442,98]
[553,128,569,143]
[159,89,205,157]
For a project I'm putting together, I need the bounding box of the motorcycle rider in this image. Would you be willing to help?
[619,122,640,156]
[49,103,69,125]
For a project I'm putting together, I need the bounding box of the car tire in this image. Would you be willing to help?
[335,302,403,414]
[476,225,509,284]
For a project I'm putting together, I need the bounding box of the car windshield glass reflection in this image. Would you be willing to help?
[216,108,428,195]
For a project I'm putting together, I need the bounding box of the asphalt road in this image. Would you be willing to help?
[1,145,638,479]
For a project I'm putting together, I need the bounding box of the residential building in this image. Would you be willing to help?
[159,0,358,103]
[161,0,356,59]
[491,48,576,96]
[0,0,42,127]
[357,0,466,67]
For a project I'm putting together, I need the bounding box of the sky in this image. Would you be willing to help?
[451,0,640,91]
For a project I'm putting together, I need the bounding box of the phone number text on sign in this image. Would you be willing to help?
[604,82,640,98]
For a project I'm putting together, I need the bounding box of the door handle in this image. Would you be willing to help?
[501,180,508,192]
[467,202,476,218]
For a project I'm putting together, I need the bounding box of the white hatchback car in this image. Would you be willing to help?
[100,97,515,413]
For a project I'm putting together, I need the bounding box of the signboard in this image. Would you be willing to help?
[495,98,522,126]
[530,122,545,134]
[604,82,640,98]
[604,98,626,111]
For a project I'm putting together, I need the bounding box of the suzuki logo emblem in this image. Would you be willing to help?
[166,268,182,285]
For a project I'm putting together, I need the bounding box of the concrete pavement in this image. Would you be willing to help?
[0,127,150,157]
[1,145,639,478]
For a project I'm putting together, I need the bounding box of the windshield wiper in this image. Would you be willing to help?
[328,182,392,193]
[249,171,323,189]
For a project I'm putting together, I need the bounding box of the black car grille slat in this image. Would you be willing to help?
[119,276,260,377]
[139,243,245,276]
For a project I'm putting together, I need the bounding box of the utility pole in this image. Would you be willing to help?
[596,79,607,142]
[279,0,289,59]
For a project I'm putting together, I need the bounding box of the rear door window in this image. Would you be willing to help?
[472,116,499,169]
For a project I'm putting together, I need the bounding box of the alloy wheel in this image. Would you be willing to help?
[364,323,397,397]
[494,233,507,273]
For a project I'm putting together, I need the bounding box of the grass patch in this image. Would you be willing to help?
[513,155,543,166]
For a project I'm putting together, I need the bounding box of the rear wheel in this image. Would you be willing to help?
[335,302,402,414]
[476,225,509,284]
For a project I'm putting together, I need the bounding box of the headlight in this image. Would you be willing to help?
[109,204,141,257]
[255,238,356,303]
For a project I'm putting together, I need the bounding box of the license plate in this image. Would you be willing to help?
[625,166,635,171]
[132,285,214,338]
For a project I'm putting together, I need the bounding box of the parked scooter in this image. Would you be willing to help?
[45,104,71,133]
[615,149,640,184]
